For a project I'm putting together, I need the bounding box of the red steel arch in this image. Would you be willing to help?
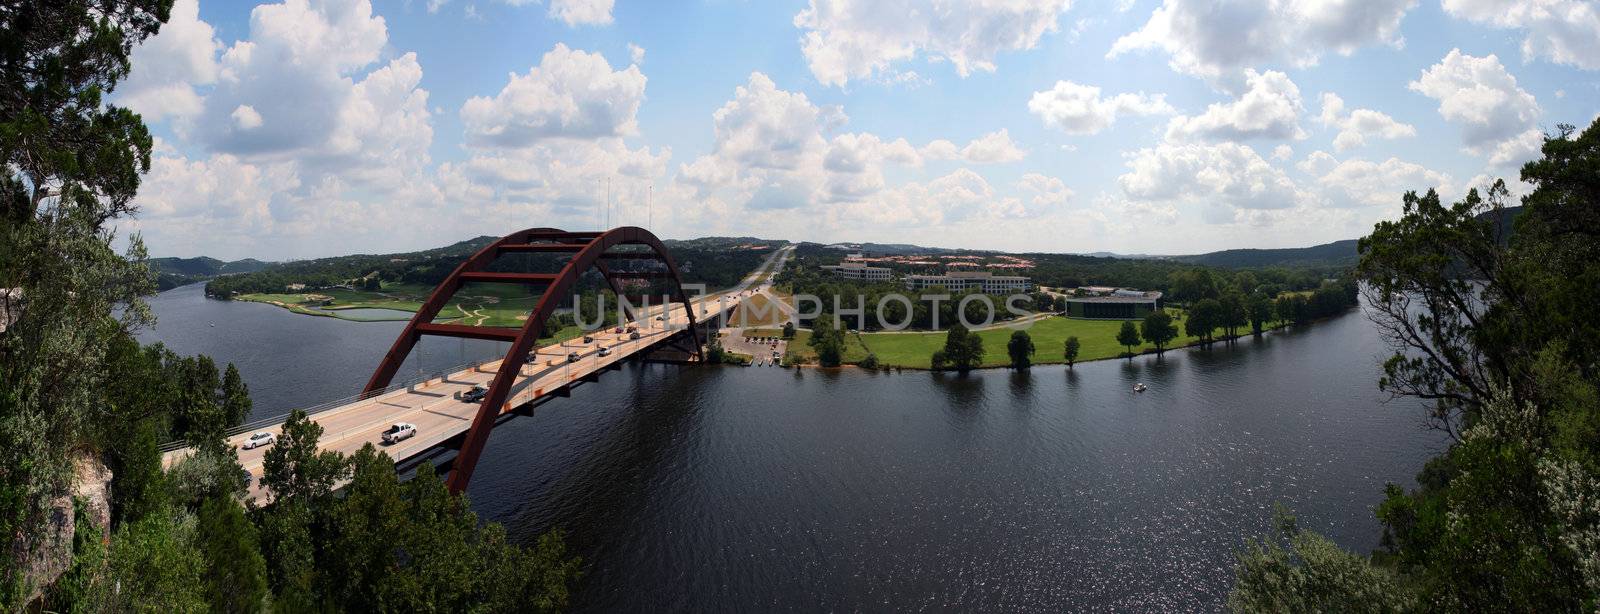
[364,226,702,492]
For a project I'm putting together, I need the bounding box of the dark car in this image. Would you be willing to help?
[461,385,488,403]
[567,352,581,363]
[582,335,594,343]
[629,331,641,340]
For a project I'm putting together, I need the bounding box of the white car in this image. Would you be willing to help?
[381,422,417,445]
[241,432,275,450]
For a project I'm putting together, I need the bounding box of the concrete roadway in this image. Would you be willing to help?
[163,244,795,502]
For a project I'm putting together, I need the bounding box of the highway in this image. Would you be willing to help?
[162,244,793,501]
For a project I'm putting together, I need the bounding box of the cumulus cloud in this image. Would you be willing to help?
[1409,49,1542,166]
[1109,0,1416,82]
[1442,0,1600,70]
[461,44,645,147]
[1027,81,1175,135]
[1118,141,1308,216]
[1317,92,1415,151]
[1165,70,1306,142]
[125,0,447,257]
[117,0,220,123]
[548,0,614,26]
[1300,151,1453,208]
[672,72,1032,231]
[1018,173,1074,209]
[793,0,1074,87]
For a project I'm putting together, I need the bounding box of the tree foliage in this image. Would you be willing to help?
[1238,119,1600,608]
[1116,321,1141,358]
[1007,330,1034,370]
[1063,336,1081,369]
[1141,310,1177,355]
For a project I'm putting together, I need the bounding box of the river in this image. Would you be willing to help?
[139,282,1442,611]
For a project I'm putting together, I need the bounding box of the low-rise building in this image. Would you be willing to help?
[904,271,1030,295]
[820,261,892,282]
[1063,288,1163,319]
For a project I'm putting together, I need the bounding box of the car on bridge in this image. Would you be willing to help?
[599,346,611,357]
[381,422,417,445]
[241,431,275,450]
[567,352,581,362]
[583,335,594,343]
[613,326,625,334]
[461,385,488,403]
[629,331,641,340]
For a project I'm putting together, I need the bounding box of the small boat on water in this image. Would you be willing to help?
[1133,383,1148,392]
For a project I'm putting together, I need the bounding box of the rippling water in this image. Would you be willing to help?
[141,282,1442,611]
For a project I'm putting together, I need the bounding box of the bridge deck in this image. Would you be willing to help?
[162,246,791,502]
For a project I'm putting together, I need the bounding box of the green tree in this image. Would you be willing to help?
[1116,321,1141,359]
[1141,310,1177,356]
[1007,330,1035,369]
[781,321,796,338]
[808,315,845,367]
[261,409,349,506]
[1237,120,1600,608]
[1187,298,1222,344]
[1219,291,1248,340]
[196,496,267,613]
[220,363,252,428]
[98,508,207,612]
[0,0,174,601]
[1063,336,1081,369]
[706,332,726,363]
[937,324,983,371]
[1246,293,1273,335]
[1229,505,1416,612]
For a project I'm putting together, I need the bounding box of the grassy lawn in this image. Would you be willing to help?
[855,313,1284,369]
[238,280,552,326]
[784,329,872,365]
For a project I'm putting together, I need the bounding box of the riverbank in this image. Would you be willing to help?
[755,313,1300,370]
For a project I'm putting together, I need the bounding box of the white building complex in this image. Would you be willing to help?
[820,261,892,282]
[904,271,1030,295]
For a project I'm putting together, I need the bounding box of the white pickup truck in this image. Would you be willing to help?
[381,422,417,445]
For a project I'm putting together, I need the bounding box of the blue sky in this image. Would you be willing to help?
[118,0,1599,260]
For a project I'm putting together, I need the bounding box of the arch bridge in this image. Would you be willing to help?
[161,227,790,496]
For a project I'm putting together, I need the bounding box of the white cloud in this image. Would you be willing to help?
[549,0,614,26]
[1109,0,1416,82]
[1165,70,1306,142]
[671,72,1032,232]
[1119,141,1308,214]
[1409,49,1542,165]
[1018,173,1074,210]
[126,0,448,258]
[231,105,263,129]
[1027,80,1175,135]
[1272,144,1293,160]
[629,43,645,64]
[427,0,449,14]
[951,130,1027,163]
[1317,92,1415,151]
[793,0,1074,87]
[1302,151,1453,208]
[461,44,645,147]
[1442,0,1600,70]
[118,0,220,123]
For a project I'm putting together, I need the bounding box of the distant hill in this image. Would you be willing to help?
[149,256,276,290]
[150,256,274,277]
[1173,239,1361,269]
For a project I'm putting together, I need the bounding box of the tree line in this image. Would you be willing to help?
[0,5,582,609]
[1228,121,1600,609]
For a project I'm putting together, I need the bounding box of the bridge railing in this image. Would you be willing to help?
[158,357,497,454]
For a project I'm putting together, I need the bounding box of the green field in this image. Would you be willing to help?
[854,313,1281,369]
[239,281,631,348]
[781,329,873,365]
